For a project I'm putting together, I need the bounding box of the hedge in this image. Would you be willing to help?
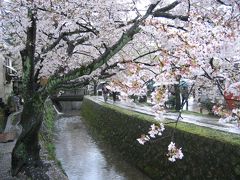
[81,97,240,180]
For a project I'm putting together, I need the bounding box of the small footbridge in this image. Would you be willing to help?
[51,88,88,111]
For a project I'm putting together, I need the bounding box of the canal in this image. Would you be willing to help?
[54,112,151,180]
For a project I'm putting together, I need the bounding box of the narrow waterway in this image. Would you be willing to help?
[54,112,151,180]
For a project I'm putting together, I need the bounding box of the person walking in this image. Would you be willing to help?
[112,91,117,103]
[102,84,109,102]
[180,79,189,110]
[181,86,189,110]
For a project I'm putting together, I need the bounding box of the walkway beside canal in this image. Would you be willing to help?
[91,96,240,135]
[0,109,67,180]
[0,111,21,180]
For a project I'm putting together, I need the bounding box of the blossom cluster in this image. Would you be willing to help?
[136,134,150,145]
[152,104,165,120]
[212,105,240,126]
[151,87,168,105]
[148,123,165,138]
[232,108,240,127]
[167,142,184,162]
[212,105,230,117]
[137,123,165,145]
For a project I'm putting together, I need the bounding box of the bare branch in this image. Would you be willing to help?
[216,0,232,6]
[153,12,189,21]
[41,29,86,54]
[45,1,162,93]
[153,1,189,21]
[155,0,181,12]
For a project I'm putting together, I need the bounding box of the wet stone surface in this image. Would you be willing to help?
[0,141,19,180]
[92,96,240,135]
[54,113,151,180]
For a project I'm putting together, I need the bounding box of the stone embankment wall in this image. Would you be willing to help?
[81,98,240,180]
[60,101,82,111]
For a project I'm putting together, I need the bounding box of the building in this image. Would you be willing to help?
[0,54,17,103]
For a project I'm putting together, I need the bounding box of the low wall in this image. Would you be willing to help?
[60,101,82,111]
[81,97,240,180]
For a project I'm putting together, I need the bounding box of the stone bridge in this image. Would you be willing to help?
[51,88,88,111]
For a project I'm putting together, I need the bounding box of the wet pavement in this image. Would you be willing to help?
[0,111,21,180]
[91,96,240,135]
[164,113,240,134]
[54,113,151,180]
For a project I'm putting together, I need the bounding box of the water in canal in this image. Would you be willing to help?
[54,112,151,180]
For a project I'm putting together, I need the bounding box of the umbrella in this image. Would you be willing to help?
[97,82,107,90]
[180,80,188,88]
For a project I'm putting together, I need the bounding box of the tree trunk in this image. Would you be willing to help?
[12,95,44,176]
[93,80,98,96]
[174,84,181,111]
[11,7,42,176]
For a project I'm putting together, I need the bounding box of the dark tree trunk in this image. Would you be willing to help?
[174,84,181,111]
[11,7,43,176]
[94,82,98,96]
[12,96,44,175]
[93,80,98,96]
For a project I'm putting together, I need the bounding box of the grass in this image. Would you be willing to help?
[133,101,154,107]
[101,99,240,146]
[46,142,55,160]
[168,121,240,145]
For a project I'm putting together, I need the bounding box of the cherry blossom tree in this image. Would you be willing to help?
[0,0,188,176]
[1,0,239,177]
[106,0,240,162]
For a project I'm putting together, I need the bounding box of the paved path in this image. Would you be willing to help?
[0,141,17,180]
[90,96,240,135]
[0,111,21,180]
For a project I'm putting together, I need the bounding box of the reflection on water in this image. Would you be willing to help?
[54,114,151,180]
